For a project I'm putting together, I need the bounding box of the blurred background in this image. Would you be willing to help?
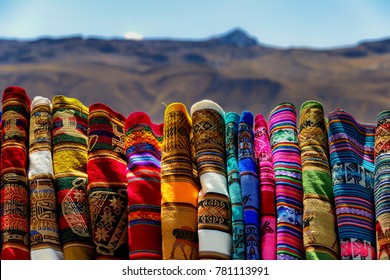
[0,0,389,122]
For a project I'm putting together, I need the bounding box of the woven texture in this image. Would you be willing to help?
[269,102,304,260]
[374,109,390,260]
[329,109,376,260]
[191,100,232,260]
[52,96,94,259]
[254,114,276,260]
[161,103,199,260]
[87,103,128,259]
[125,112,164,259]
[1,86,30,260]
[28,96,63,260]
[225,112,245,259]
[238,111,261,260]
[299,101,339,260]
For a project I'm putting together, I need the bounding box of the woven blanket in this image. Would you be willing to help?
[1,86,30,260]
[269,102,304,260]
[225,112,245,259]
[299,100,339,260]
[254,114,276,260]
[125,112,164,259]
[161,103,199,260]
[87,103,128,259]
[52,96,94,259]
[328,109,376,260]
[238,111,260,260]
[191,100,232,260]
[28,96,63,260]
[374,109,390,260]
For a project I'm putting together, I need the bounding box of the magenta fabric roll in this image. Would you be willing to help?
[254,114,276,260]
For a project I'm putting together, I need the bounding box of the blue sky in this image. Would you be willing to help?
[0,0,389,48]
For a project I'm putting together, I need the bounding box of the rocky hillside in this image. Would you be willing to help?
[0,28,389,123]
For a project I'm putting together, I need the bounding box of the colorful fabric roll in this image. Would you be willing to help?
[161,103,199,260]
[52,96,95,259]
[191,100,232,260]
[254,114,276,260]
[87,103,128,259]
[28,96,63,260]
[299,101,339,260]
[328,109,376,260]
[374,109,390,260]
[238,111,261,260]
[225,112,245,259]
[125,112,164,259]
[269,102,304,260]
[1,86,30,260]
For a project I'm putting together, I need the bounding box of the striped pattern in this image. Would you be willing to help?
[191,100,232,260]
[328,109,376,260]
[225,112,245,259]
[1,86,30,260]
[299,100,339,260]
[374,109,390,260]
[161,103,199,260]
[87,103,128,259]
[28,96,63,259]
[238,111,260,260]
[125,112,164,259]
[254,114,276,260]
[269,102,304,260]
[52,96,94,259]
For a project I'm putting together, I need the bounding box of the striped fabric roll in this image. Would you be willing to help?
[125,112,164,259]
[87,103,128,259]
[374,109,390,260]
[52,96,95,259]
[254,114,276,260]
[1,86,30,260]
[225,112,245,259]
[161,103,199,260]
[269,102,304,260]
[238,111,261,260]
[328,109,376,260]
[299,100,339,260]
[191,100,232,260]
[28,96,63,260]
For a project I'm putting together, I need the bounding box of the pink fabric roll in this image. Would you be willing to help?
[254,114,276,260]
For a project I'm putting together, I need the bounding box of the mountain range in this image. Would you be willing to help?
[0,28,389,123]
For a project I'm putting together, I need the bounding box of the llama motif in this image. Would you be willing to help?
[170,226,197,259]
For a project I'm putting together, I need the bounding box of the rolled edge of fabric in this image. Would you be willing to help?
[191,99,232,260]
[125,111,164,260]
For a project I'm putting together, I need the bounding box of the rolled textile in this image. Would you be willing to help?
[52,96,94,259]
[1,86,30,260]
[299,100,339,260]
[374,109,390,260]
[29,96,63,260]
[87,103,128,259]
[328,109,376,260]
[161,103,199,260]
[225,112,245,259]
[269,102,304,260]
[254,114,276,260]
[238,111,260,260]
[191,100,232,260]
[125,112,164,259]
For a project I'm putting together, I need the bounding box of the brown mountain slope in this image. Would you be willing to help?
[0,29,389,123]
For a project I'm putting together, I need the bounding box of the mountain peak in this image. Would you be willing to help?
[208,28,258,47]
